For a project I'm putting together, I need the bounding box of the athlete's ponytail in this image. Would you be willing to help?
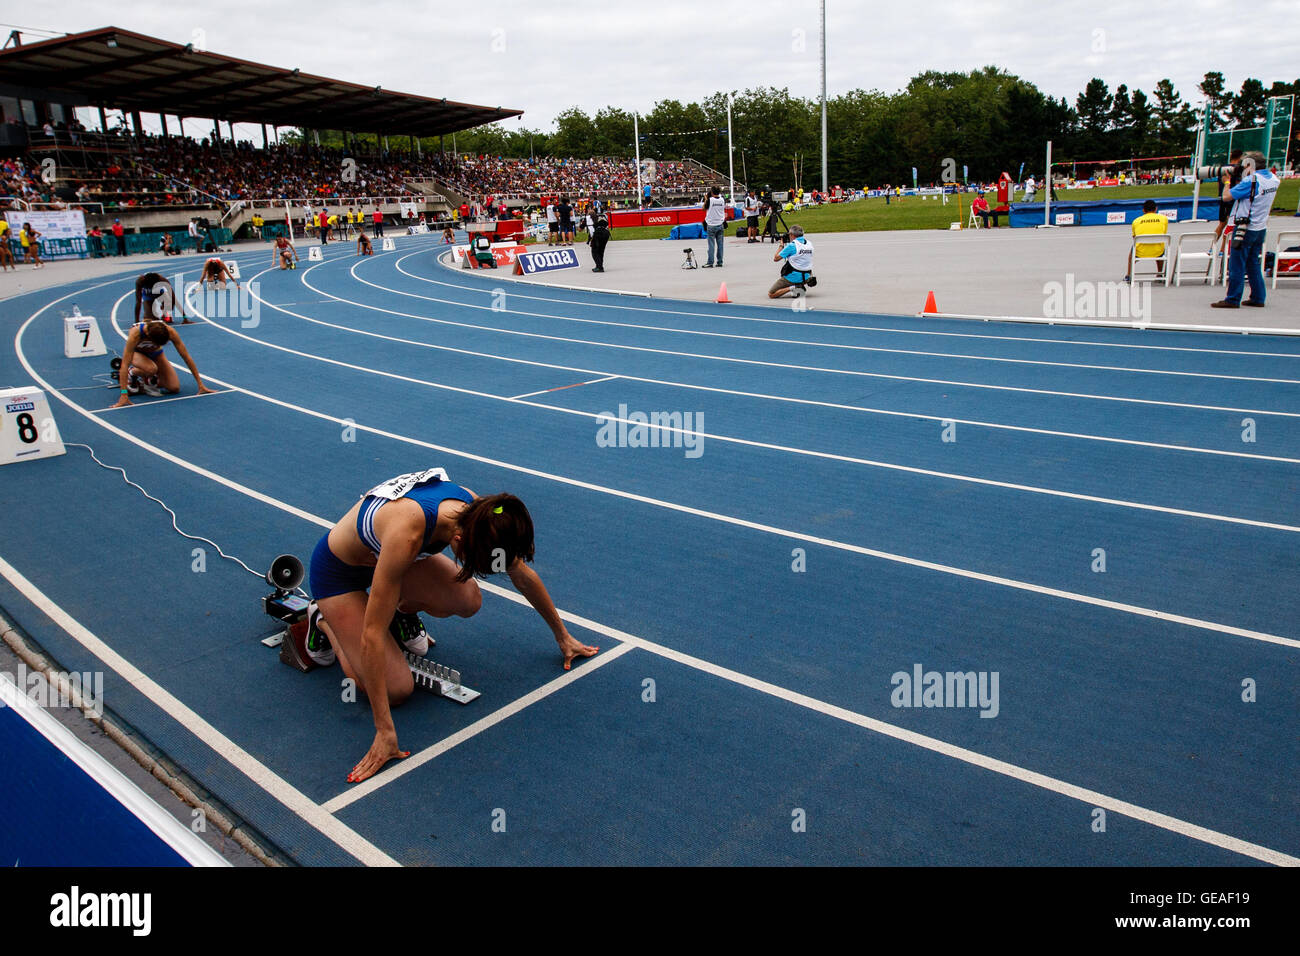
[452,494,535,581]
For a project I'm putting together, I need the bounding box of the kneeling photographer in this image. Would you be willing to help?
[767,224,816,299]
[1212,150,1279,310]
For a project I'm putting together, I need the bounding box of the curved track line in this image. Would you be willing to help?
[16,295,1298,866]
[295,256,1300,413]
[396,246,1300,360]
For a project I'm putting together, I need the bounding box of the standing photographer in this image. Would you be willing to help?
[702,186,731,268]
[1212,150,1279,309]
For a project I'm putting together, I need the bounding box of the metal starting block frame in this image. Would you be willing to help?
[405,651,479,704]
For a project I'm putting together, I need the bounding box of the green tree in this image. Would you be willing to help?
[1229,78,1267,127]
[1075,78,1112,155]
[1199,71,1232,127]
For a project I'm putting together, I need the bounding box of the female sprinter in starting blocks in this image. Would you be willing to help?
[307,468,599,783]
[112,319,214,407]
[274,234,298,270]
[134,271,189,324]
[200,256,240,288]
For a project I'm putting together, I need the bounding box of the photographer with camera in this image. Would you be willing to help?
[1212,150,1280,309]
[1211,149,1244,253]
[701,186,731,268]
[767,224,815,299]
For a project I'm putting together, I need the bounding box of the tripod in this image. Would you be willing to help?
[762,203,790,243]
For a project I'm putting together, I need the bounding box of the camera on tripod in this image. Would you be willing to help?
[759,189,792,243]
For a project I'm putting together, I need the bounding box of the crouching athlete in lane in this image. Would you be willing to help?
[307,468,599,783]
[112,319,213,407]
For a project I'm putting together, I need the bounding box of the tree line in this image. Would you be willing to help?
[426,68,1298,188]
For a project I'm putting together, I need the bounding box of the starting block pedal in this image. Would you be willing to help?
[264,615,317,673]
[405,651,479,704]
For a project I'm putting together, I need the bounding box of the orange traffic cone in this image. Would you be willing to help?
[716,282,731,303]
[922,291,939,314]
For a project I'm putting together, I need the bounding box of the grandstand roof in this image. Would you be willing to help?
[0,26,522,136]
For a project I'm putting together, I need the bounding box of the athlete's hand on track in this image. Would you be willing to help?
[558,630,599,670]
[197,384,215,395]
[112,395,131,408]
[348,729,408,784]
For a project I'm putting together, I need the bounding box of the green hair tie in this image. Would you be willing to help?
[492,505,504,514]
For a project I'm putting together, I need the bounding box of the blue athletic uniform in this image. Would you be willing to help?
[133,322,165,358]
[309,470,474,600]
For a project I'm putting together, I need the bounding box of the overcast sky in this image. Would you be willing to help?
[15,0,1300,138]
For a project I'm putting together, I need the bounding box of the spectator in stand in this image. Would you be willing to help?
[111,218,127,256]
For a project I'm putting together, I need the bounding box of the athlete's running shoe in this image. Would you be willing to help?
[390,610,431,655]
[305,601,337,667]
[138,375,163,397]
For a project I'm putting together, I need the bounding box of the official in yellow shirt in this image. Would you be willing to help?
[1126,200,1168,280]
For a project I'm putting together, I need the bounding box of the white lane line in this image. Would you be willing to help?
[184,292,1300,534]
[322,643,637,812]
[309,258,1300,403]
[338,254,1300,385]
[0,555,398,867]
[25,292,1300,864]
[95,288,1300,647]
[238,275,1300,456]
[396,249,1300,360]
[510,375,618,400]
[440,590,1300,868]
[90,388,233,413]
[250,268,1300,425]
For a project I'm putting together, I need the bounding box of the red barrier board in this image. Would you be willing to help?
[642,210,679,227]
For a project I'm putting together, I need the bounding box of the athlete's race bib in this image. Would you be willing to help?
[361,468,449,501]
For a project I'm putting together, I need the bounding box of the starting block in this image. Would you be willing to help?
[404,651,479,704]
[63,314,107,357]
[307,246,323,261]
[381,237,395,251]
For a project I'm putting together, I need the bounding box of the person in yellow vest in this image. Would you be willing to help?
[0,218,13,271]
[251,212,264,239]
[1125,199,1168,282]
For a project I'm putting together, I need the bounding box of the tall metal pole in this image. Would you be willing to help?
[634,112,643,208]
[1191,100,1208,221]
[820,0,828,193]
[726,94,735,199]
[1043,140,1052,226]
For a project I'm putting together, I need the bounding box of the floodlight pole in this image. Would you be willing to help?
[1043,140,1051,226]
[820,0,828,194]
[634,112,643,209]
[726,94,735,199]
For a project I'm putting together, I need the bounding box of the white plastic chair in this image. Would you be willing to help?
[1129,233,1171,286]
[1272,230,1300,289]
[1173,232,1219,286]
[967,207,981,229]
